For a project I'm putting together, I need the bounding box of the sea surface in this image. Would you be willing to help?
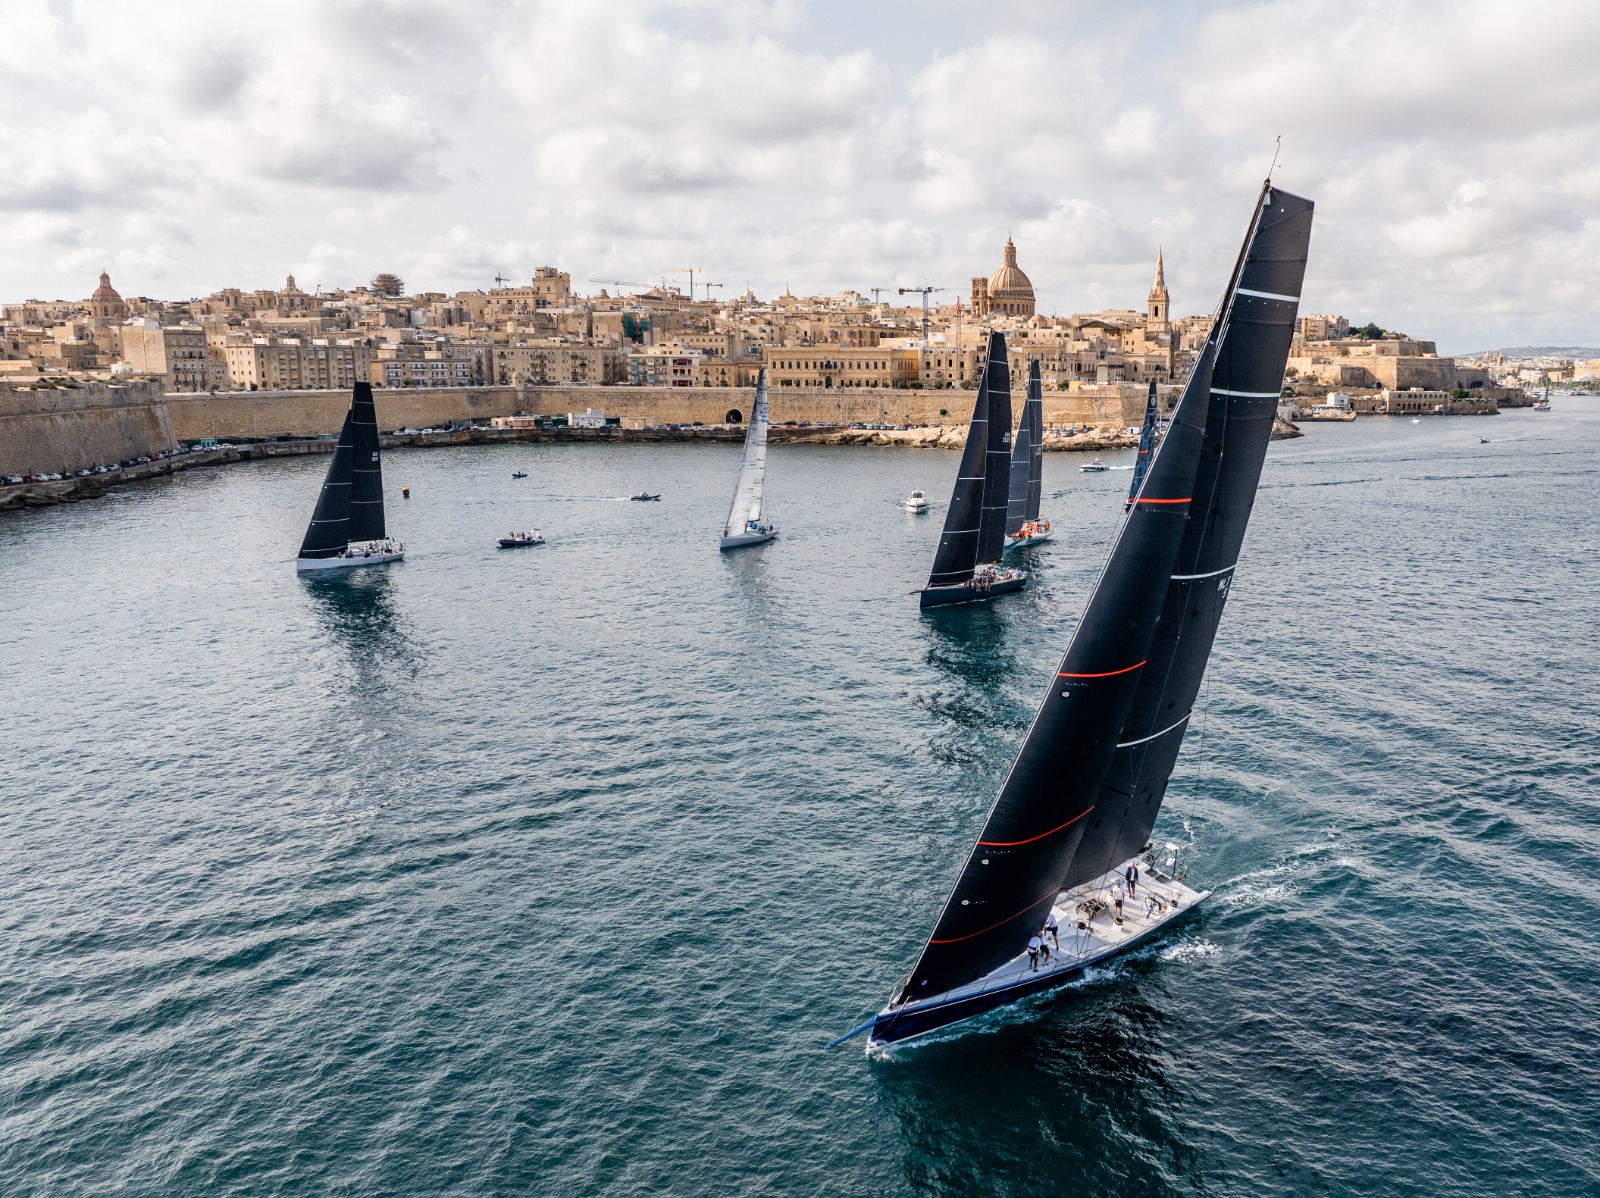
[2,405,1597,1196]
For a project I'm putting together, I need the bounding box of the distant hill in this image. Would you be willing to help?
[1466,346,1600,359]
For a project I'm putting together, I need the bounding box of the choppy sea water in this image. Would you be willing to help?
[2,405,1597,1196]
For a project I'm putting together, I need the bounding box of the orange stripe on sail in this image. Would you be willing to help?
[979,806,1093,847]
[1058,660,1145,678]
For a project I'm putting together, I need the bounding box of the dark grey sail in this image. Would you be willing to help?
[1004,401,1031,537]
[1005,359,1045,534]
[1024,360,1044,522]
[1126,380,1159,509]
[346,382,387,543]
[925,351,994,589]
[298,405,357,560]
[974,333,1012,564]
[896,335,1219,1002]
[1061,185,1314,894]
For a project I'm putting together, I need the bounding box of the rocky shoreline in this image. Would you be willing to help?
[794,417,1303,450]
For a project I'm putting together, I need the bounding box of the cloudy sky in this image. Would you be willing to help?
[2,0,1596,352]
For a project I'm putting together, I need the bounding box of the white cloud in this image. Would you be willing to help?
[0,0,1596,349]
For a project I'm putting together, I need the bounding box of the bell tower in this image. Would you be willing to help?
[1146,248,1170,332]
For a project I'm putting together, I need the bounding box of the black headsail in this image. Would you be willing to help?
[1064,184,1313,890]
[1126,380,1160,509]
[926,336,1003,589]
[298,395,358,560]
[974,333,1012,565]
[346,383,387,543]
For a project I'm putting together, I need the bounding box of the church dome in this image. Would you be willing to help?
[987,237,1034,302]
[91,270,121,301]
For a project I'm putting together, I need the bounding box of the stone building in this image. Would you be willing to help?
[120,321,227,391]
[970,237,1036,318]
[219,335,371,391]
[88,271,127,323]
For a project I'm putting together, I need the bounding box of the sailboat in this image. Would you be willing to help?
[295,382,404,572]
[1532,377,1552,411]
[835,181,1314,1049]
[1125,380,1160,510]
[1004,361,1051,549]
[920,332,1027,608]
[719,368,777,550]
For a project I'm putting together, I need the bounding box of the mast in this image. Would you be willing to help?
[1126,380,1160,509]
[723,369,771,537]
[974,333,1012,564]
[1025,360,1044,522]
[298,395,358,560]
[893,182,1313,1006]
[1062,184,1314,893]
[345,382,387,543]
[926,348,994,589]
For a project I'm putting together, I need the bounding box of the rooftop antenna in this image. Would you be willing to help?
[1266,135,1282,183]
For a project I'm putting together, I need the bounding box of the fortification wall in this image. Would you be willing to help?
[0,380,176,477]
[165,380,1158,441]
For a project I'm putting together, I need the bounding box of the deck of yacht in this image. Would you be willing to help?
[907,856,1209,1012]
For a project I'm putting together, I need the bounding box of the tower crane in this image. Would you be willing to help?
[898,285,953,346]
[675,267,704,302]
[702,282,725,301]
[588,278,652,294]
[870,287,887,305]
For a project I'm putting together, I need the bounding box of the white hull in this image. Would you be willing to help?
[870,853,1209,1047]
[720,530,778,551]
[1005,530,1053,550]
[295,549,404,572]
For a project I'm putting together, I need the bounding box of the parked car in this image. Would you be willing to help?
[4,475,22,485]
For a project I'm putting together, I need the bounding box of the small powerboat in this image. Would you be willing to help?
[512,470,528,479]
[498,529,545,548]
[1080,458,1109,473]
[904,490,930,513]
[630,492,661,501]
[1005,519,1053,550]
[1410,418,1422,424]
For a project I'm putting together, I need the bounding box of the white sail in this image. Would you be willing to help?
[722,371,770,538]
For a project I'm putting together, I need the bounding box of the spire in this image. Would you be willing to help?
[1152,246,1165,292]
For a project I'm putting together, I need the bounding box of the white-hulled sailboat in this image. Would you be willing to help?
[719,368,777,551]
[834,180,1315,1049]
[295,382,404,572]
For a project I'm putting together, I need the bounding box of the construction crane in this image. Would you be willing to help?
[493,272,509,288]
[702,282,725,301]
[898,285,953,346]
[588,277,652,294]
[870,287,887,305]
[675,266,703,302]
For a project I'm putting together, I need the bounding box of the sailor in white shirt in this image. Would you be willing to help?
[1027,934,1043,971]
[1044,911,1061,951]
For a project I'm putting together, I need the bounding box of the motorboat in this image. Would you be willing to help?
[631,492,661,501]
[498,529,545,548]
[512,470,528,479]
[904,490,930,513]
[1080,458,1109,472]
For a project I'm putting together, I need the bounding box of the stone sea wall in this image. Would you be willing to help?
[0,380,176,477]
[163,382,1158,442]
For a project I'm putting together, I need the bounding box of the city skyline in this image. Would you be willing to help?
[2,1,1598,353]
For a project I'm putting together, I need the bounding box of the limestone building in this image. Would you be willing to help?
[88,271,127,323]
[970,237,1036,318]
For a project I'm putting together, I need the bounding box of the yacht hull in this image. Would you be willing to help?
[295,550,404,572]
[919,573,1026,609]
[866,863,1209,1048]
[720,530,777,551]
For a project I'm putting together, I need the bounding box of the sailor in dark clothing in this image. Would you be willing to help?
[1124,862,1140,898]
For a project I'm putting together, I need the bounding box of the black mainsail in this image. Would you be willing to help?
[926,333,1011,588]
[1005,360,1045,535]
[974,333,1013,566]
[893,183,1312,1007]
[298,382,387,561]
[1065,187,1313,891]
[1126,380,1159,509]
